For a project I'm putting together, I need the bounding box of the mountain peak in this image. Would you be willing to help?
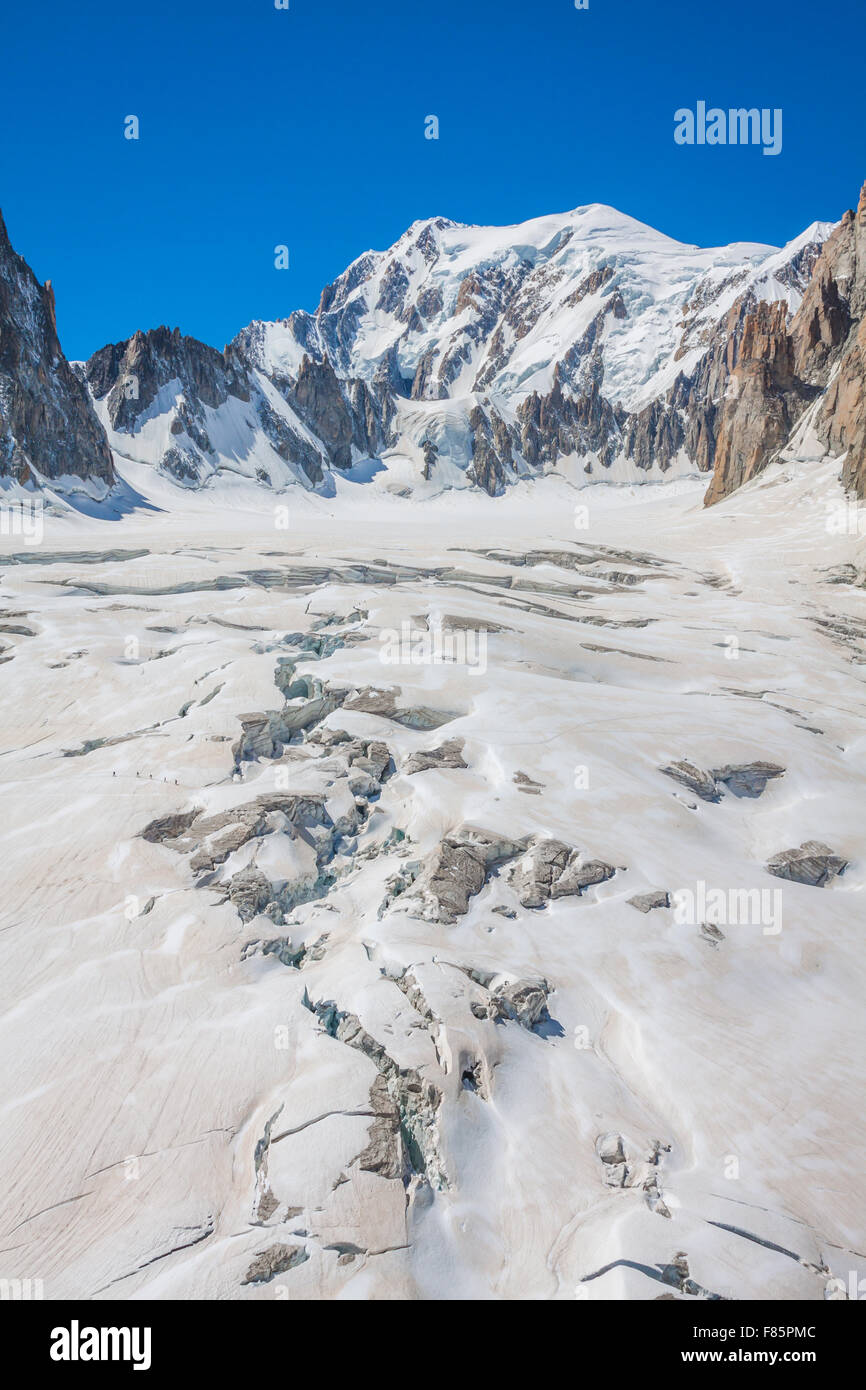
[0,210,114,491]
[7,186,853,506]
[66,191,843,500]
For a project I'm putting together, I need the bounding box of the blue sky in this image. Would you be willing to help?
[1,0,862,360]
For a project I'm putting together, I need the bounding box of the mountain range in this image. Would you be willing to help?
[1,182,864,507]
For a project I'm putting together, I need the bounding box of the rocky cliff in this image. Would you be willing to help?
[812,183,866,497]
[0,210,114,489]
[705,181,866,504]
[86,324,393,489]
[703,300,817,506]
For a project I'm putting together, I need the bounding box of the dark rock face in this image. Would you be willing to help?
[84,325,253,486]
[84,318,393,486]
[284,354,356,472]
[703,301,817,505]
[517,374,624,472]
[85,326,250,433]
[706,180,866,504]
[824,316,866,496]
[0,209,114,487]
[256,397,325,486]
[467,403,513,494]
[813,184,866,497]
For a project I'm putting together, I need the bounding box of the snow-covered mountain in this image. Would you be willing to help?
[4,190,865,509]
[82,204,832,496]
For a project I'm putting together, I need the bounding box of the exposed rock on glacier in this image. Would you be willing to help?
[628,891,671,913]
[766,841,848,887]
[507,837,616,907]
[241,1243,309,1285]
[398,826,523,923]
[661,759,784,801]
[470,976,553,1032]
[513,770,544,795]
[403,737,467,774]
[713,762,786,797]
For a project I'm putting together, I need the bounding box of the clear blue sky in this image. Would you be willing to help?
[1,0,862,361]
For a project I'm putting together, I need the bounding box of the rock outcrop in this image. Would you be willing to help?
[628,891,671,913]
[398,827,522,923]
[706,179,866,504]
[84,323,393,489]
[403,738,467,775]
[812,183,866,496]
[507,837,616,908]
[0,209,115,488]
[661,759,784,802]
[85,325,250,433]
[766,841,848,888]
[704,301,816,505]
